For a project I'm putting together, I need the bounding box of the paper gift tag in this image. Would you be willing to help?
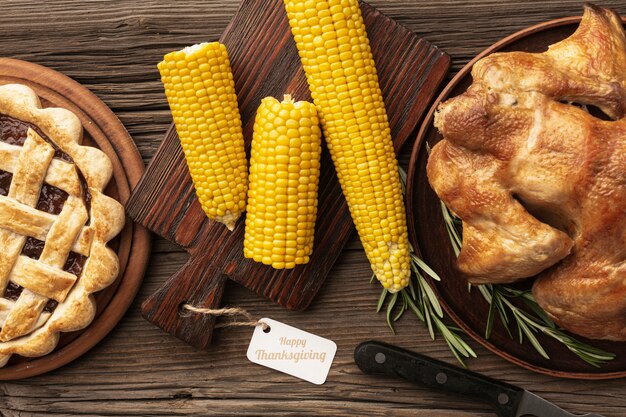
[247,318,337,385]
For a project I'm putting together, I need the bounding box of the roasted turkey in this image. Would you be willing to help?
[427,5,626,341]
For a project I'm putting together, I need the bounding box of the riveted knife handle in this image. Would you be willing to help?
[354,341,523,417]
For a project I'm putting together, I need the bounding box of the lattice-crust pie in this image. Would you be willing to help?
[0,84,125,367]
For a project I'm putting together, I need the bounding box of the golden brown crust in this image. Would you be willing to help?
[428,5,626,341]
[0,84,125,364]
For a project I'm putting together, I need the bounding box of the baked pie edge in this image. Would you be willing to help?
[0,83,125,366]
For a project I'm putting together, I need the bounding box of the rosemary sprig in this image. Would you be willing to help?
[441,203,615,367]
[374,166,476,366]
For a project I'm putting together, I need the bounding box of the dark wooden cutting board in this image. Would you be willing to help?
[125,0,449,350]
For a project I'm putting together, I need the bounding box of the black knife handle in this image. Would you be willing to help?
[354,341,523,417]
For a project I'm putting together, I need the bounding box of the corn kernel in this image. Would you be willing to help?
[243,95,321,269]
[283,0,410,292]
[158,42,248,231]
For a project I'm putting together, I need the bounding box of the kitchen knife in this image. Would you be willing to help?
[354,341,605,417]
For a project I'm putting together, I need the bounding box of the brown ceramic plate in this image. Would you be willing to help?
[0,58,151,380]
[406,16,626,379]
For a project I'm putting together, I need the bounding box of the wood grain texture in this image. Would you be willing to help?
[126,0,449,351]
[1,0,626,416]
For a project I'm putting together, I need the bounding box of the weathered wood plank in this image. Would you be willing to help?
[1,0,626,416]
[1,243,624,416]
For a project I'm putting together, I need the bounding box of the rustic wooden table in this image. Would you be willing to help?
[1,1,625,416]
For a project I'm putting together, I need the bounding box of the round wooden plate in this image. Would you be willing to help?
[0,58,151,380]
[407,16,626,379]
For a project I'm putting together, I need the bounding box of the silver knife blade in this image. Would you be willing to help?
[516,391,605,417]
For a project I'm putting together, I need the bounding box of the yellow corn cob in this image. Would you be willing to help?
[283,0,410,292]
[244,95,321,269]
[158,42,248,230]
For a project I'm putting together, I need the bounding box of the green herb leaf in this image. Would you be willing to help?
[386,292,398,334]
[485,291,496,339]
[411,254,441,282]
[377,288,387,313]
[439,203,615,367]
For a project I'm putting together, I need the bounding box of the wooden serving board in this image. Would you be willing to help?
[0,58,151,380]
[126,0,449,350]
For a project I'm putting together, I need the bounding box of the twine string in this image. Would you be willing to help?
[183,304,269,331]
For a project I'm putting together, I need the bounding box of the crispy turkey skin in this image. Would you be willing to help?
[427,5,626,341]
